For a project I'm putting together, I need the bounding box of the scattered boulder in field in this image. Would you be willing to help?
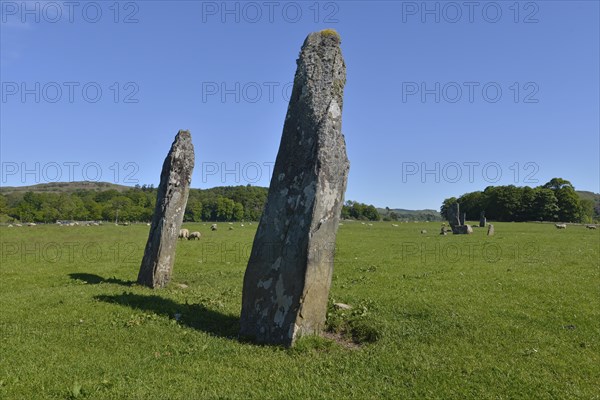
[455,225,473,234]
[333,303,352,310]
[137,130,195,289]
[240,30,349,347]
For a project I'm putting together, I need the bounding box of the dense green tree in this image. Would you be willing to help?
[531,188,559,221]
[441,178,591,223]
[579,199,595,223]
[342,201,381,221]
[440,197,458,221]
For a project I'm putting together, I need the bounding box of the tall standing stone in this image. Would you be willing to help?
[137,130,195,288]
[240,30,349,346]
[479,211,486,227]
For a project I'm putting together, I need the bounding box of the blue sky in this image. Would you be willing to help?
[1,0,598,210]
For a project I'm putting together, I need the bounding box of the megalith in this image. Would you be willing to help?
[138,130,195,288]
[448,203,461,233]
[239,30,349,346]
[479,211,486,227]
[447,203,472,234]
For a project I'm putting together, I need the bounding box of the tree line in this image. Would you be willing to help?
[440,178,598,223]
[0,185,384,223]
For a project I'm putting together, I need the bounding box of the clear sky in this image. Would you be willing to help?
[1,0,598,210]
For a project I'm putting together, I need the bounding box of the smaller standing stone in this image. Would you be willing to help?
[137,130,195,289]
[487,224,494,236]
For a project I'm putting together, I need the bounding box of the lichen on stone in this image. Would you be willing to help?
[320,29,340,40]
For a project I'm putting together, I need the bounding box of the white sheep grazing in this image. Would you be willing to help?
[211,224,217,231]
[586,225,597,230]
[8,224,13,227]
[179,228,190,239]
[188,231,201,240]
[555,223,567,229]
[15,223,22,227]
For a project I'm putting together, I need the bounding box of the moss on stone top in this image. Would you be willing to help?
[319,29,340,39]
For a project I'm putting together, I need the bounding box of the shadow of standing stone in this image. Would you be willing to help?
[240,30,350,346]
[137,130,195,288]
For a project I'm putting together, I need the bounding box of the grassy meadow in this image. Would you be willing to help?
[0,221,598,399]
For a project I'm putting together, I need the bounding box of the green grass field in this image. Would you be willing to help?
[1,221,598,399]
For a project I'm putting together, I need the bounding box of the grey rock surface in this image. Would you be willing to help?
[137,130,194,288]
[240,30,349,346]
[448,203,461,233]
[456,224,473,234]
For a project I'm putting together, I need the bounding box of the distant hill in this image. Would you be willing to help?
[577,190,600,203]
[0,181,445,222]
[0,181,131,194]
[577,191,600,218]
[377,207,442,222]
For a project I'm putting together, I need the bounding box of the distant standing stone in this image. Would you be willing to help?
[479,211,486,227]
[447,203,461,233]
[137,130,195,288]
[487,224,494,236]
[240,30,349,346]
